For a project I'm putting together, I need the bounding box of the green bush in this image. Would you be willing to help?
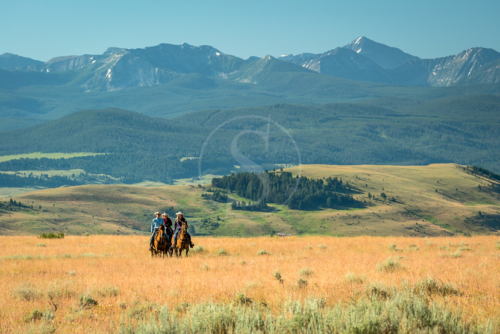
[174,302,189,314]
[38,232,64,239]
[127,302,160,320]
[377,257,403,272]
[274,271,284,284]
[297,278,308,288]
[300,267,314,277]
[120,285,494,333]
[24,309,43,323]
[414,277,461,297]
[257,249,268,255]
[24,309,55,323]
[79,294,98,309]
[14,284,41,301]
[96,285,119,297]
[344,272,366,284]
[36,243,46,247]
[388,244,402,251]
[407,244,419,251]
[234,293,252,305]
[192,245,206,253]
[367,282,395,300]
[217,248,227,256]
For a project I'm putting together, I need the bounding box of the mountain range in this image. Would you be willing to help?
[279,37,500,86]
[3,36,499,92]
[1,36,500,133]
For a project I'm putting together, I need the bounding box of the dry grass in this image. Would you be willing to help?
[0,235,499,332]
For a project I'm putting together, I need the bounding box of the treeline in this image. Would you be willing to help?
[0,172,82,188]
[0,153,201,184]
[212,171,360,210]
[231,200,270,211]
[468,166,500,182]
[4,198,30,208]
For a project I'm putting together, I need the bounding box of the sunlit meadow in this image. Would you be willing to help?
[1,235,499,333]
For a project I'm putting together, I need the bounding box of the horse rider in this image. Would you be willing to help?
[162,212,173,239]
[173,211,194,248]
[149,211,164,251]
[162,213,172,229]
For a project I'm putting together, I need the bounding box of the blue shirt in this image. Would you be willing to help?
[151,217,163,233]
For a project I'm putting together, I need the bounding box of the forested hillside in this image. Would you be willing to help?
[212,171,360,210]
[0,92,500,186]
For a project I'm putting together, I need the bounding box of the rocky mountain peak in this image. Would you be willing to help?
[343,36,419,69]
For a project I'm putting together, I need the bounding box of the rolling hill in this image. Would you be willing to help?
[1,164,498,237]
[0,92,500,187]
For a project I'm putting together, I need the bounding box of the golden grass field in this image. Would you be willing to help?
[1,235,499,333]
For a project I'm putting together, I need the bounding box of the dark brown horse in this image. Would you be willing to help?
[151,224,169,257]
[165,225,174,257]
[172,222,189,257]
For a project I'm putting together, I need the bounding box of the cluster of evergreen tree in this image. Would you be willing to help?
[7,198,29,208]
[468,166,500,182]
[0,172,82,188]
[231,200,270,211]
[201,189,228,202]
[0,199,34,214]
[212,171,360,210]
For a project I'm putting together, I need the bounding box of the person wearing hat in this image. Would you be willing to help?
[149,211,164,251]
[162,212,173,241]
[173,211,194,248]
[162,213,172,229]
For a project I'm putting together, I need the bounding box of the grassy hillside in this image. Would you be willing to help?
[1,164,498,237]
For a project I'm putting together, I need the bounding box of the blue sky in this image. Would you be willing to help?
[1,0,499,62]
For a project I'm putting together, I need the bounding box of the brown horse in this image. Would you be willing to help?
[172,222,189,257]
[151,225,169,257]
